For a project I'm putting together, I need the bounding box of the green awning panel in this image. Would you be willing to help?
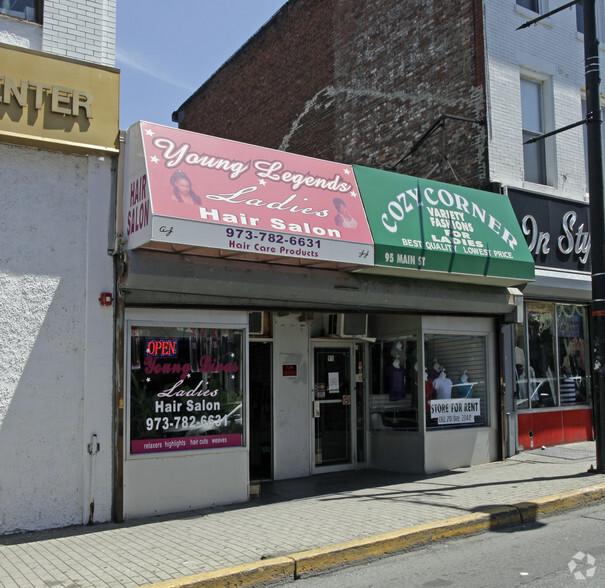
[353,165,535,285]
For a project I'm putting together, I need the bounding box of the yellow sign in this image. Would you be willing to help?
[0,42,119,153]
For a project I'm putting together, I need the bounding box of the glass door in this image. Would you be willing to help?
[312,344,355,471]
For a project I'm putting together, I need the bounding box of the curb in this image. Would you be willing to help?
[142,482,605,588]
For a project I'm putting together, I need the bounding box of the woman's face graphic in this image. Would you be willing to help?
[174,177,191,196]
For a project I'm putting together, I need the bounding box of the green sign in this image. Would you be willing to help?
[353,165,535,283]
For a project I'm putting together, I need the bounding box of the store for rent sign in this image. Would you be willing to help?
[430,399,481,425]
[129,326,244,455]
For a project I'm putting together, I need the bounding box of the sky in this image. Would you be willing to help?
[116,1,289,130]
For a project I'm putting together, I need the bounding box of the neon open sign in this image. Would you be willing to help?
[146,338,179,357]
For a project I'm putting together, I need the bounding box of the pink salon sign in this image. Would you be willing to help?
[124,122,374,265]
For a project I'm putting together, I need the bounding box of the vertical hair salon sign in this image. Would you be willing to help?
[507,189,591,272]
[123,123,154,249]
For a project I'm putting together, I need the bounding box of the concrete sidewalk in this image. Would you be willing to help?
[1,441,605,588]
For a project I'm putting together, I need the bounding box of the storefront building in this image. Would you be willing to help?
[116,122,534,519]
[0,42,119,533]
[506,188,593,450]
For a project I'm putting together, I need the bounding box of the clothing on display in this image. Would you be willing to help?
[560,377,578,404]
[425,368,434,416]
[427,359,441,381]
[387,358,406,400]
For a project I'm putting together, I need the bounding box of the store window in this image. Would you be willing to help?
[521,77,549,185]
[0,0,42,23]
[370,337,419,431]
[515,302,590,410]
[128,325,244,455]
[424,334,488,429]
[557,304,589,404]
[369,334,489,431]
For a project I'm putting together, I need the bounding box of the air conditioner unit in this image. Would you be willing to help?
[327,313,368,338]
[248,311,264,335]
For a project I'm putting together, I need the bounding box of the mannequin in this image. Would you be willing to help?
[456,369,472,398]
[387,357,406,400]
[433,369,453,399]
[390,340,404,361]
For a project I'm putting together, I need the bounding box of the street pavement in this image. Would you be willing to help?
[1,441,604,587]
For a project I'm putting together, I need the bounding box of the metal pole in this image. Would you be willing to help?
[584,0,605,472]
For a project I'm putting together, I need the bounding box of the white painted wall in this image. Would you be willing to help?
[124,451,249,519]
[370,432,424,473]
[272,314,311,479]
[0,143,115,534]
[484,0,592,201]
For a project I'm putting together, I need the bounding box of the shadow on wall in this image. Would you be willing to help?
[0,144,105,534]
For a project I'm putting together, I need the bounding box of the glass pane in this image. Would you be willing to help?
[129,326,244,454]
[521,79,543,132]
[355,344,365,463]
[0,0,37,21]
[577,3,584,33]
[369,337,419,431]
[523,132,547,184]
[425,335,488,429]
[527,302,557,408]
[249,342,272,480]
[557,305,590,405]
[514,323,529,409]
[517,0,539,13]
[315,402,351,465]
[314,348,351,466]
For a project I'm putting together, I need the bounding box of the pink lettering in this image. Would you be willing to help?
[198,355,239,373]
[144,356,190,379]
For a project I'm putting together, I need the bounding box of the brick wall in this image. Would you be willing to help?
[177,0,336,160]
[177,0,488,189]
[331,0,487,187]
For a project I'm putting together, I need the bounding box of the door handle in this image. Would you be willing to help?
[313,401,321,418]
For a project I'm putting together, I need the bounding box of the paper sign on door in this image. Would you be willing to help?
[328,372,340,392]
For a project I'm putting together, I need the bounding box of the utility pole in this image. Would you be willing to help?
[583,0,605,473]
[519,0,605,471]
